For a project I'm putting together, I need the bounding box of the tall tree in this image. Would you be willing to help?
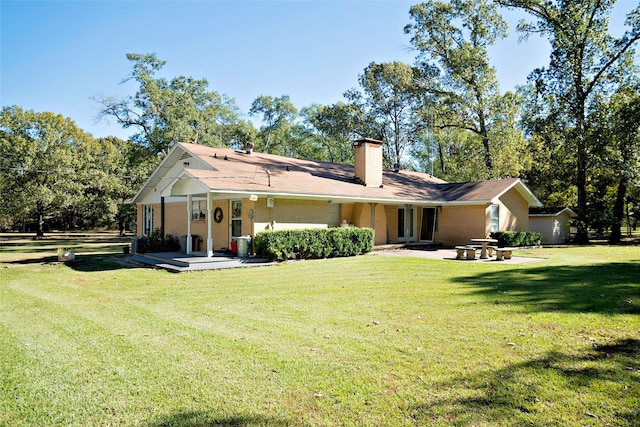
[81,136,157,234]
[498,0,640,243]
[248,95,297,154]
[299,102,370,164]
[96,53,245,153]
[517,81,578,208]
[405,0,516,177]
[346,61,423,169]
[590,86,640,243]
[0,106,92,236]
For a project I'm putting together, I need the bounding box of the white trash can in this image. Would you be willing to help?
[236,236,251,258]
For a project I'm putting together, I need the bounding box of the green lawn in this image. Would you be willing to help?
[1,237,639,426]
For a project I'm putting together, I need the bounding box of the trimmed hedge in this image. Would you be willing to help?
[254,227,374,261]
[490,231,541,247]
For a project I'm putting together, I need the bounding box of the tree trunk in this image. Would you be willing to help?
[118,218,126,237]
[478,111,492,173]
[36,209,45,240]
[574,112,590,244]
[437,142,446,173]
[609,177,626,244]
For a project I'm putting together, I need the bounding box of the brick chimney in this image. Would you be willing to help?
[353,138,383,187]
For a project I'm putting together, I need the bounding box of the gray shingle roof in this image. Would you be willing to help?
[132,142,542,207]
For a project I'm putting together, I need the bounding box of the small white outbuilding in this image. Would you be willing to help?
[529,207,577,245]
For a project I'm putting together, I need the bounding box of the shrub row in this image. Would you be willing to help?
[490,231,541,247]
[254,227,374,261]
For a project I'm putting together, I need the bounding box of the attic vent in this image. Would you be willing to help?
[179,152,193,160]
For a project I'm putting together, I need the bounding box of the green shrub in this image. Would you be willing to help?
[490,231,541,247]
[254,227,374,261]
[138,228,181,253]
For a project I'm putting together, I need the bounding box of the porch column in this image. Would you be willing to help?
[186,194,193,255]
[206,192,213,257]
[160,197,165,241]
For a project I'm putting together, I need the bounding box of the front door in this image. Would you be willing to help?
[420,207,437,242]
[398,206,415,243]
[230,200,242,240]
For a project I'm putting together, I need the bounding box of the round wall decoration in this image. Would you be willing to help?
[213,207,223,223]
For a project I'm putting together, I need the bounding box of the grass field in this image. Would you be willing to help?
[1,235,639,426]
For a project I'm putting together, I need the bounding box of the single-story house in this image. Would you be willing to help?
[130,138,542,255]
[528,207,577,245]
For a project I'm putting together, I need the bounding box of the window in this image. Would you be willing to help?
[490,204,500,232]
[143,205,154,236]
[398,206,415,241]
[191,200,206,220]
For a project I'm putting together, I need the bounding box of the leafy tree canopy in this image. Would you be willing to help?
[96,53,247,154]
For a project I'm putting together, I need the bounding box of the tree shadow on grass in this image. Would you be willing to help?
[409,338,640,426]
[1,235,133,271]
[66,254,133,272]
[2,254,132,272]
[453,262,640,314]
[146,412,292,427]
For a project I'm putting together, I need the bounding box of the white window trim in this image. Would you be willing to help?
[490,204,500,232]
[143,204,154,236]
[191,200,207,221]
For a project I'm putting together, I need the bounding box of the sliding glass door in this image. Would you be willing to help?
[420,207,436,242]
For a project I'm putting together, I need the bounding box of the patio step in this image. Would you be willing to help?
[141,252,238,267]
[128,252,272,272]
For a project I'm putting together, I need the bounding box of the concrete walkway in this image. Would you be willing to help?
[125,246,542,272]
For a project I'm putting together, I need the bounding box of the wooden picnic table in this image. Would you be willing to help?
[470,238,498,259]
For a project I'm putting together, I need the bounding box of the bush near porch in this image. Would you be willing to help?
[254,227,374,261]
[137,228,181,253]
[490,231,542,247]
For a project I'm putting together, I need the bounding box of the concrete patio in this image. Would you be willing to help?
[372,247,542,264]
[126,251,274,272]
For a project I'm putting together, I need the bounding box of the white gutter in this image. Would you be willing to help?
[203,188,492,207]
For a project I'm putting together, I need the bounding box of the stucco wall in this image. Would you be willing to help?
[498,189,529,232]
[345,203,386,245]
[254,199,329,232]
[529,212,572,244]
[340,204,354,225]
[436,205,488,246]
[164,202,187,237]
[385,205,399,243]
[136,204,143,236]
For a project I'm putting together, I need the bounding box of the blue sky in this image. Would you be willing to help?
[1,0,637,139]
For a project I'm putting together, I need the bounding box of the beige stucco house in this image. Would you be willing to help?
[130,139,542,255]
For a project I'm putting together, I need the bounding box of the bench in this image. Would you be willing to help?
[495,247,518,261]
[455,246,477,260]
